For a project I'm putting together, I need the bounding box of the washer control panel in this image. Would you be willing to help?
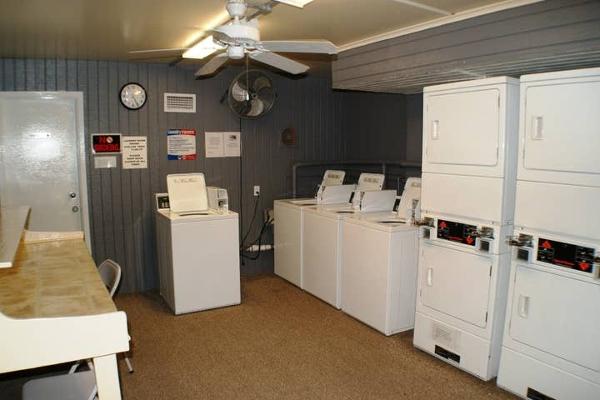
[537,238,596,274]
[437,219,478,247]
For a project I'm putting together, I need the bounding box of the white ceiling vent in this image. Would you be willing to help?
[164,93,196,113]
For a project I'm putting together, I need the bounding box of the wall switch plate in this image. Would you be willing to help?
[253,185,260,196]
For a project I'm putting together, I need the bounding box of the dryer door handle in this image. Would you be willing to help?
[431,120,440,140]
[531,116,544,140]
[426,268,433,286]
[518,295,530,318]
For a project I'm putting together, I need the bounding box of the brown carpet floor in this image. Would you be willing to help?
[1,275,518,399]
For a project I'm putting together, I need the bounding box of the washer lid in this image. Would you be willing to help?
[157,208,238,223]
[167,173,208,213]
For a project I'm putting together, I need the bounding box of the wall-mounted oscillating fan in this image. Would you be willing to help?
[227,70,275,119]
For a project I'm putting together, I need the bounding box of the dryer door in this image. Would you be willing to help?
[508,265,600,372]
[424,89,500,168]
[521,80,600,185]
[420,243,492,328]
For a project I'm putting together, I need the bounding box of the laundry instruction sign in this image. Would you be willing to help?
[122,136,147,169]
[167,129,196,160]
[204,132,241,158]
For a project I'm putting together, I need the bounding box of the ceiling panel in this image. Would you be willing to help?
[0,0,528,62]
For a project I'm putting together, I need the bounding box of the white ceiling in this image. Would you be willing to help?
[0,0,536,62]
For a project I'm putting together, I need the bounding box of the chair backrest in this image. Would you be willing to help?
[97,259,122,298]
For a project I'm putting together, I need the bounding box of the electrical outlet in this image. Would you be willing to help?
[253,185,260,197]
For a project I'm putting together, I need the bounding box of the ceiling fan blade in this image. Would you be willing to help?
[210,28,235,45]
[249,51,309,75]
[195,53,229,77]
[273,0,314,8]
[259,40,337,55]
[128,47,190,54]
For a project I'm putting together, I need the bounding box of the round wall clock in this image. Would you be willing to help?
[120,82,147,110]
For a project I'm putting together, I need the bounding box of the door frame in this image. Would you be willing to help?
[0,91,92,251]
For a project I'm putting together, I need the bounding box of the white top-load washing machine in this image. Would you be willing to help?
[155,173,240,315]
[341,178,421,335]
[273,170,348,288]
[497,68,600,400]
[302,173,396,309]
[413,76,520,381]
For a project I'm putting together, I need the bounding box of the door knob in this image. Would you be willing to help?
[69,192,77,198]
[72,206,79,212]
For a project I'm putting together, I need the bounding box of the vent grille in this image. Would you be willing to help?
[164,93,196,113]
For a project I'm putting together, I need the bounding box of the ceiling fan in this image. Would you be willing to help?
[130,0,337,77]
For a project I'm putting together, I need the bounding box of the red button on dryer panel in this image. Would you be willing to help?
[579,262,590,271]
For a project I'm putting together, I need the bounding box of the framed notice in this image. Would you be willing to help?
[92,133,121,154]
[167,129,196,160]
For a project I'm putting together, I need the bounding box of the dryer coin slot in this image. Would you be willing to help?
[478,239,491,253]
[517,248,533,262]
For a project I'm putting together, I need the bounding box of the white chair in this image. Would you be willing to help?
[97,260,134,373]
[23,259,132,400]
[70,259,134,373]
[23,371,97,400]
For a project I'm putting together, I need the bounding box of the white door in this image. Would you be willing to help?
[0,92,90,246]
[424,89,500,168]
[420,243,492,328]
[509,265,600,372]
[522,81,600,179]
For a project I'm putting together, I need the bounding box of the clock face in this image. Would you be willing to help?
[120,83,147,110]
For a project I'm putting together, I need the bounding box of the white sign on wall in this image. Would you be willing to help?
[205,131,241,158]
[122,136,148,169]
[224,132,241,157]
[205,132,224,158]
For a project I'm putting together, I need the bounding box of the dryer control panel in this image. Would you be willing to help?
[537,238,596,274]
[437,219,478,247]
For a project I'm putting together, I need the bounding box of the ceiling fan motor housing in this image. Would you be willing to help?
[214,21,260,48]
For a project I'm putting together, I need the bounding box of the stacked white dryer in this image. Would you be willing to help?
[413,77,519,380]
[497,68,600,399]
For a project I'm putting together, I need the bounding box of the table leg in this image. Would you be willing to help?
[93,354,122,399]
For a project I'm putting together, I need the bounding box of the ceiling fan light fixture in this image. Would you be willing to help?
[182,36,225,59]
[228,45,245,60]
[274,0,314,8]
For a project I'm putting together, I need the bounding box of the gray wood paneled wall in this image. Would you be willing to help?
[340,91,406,161]
[333,0,600,93]
[0,58,409,292]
